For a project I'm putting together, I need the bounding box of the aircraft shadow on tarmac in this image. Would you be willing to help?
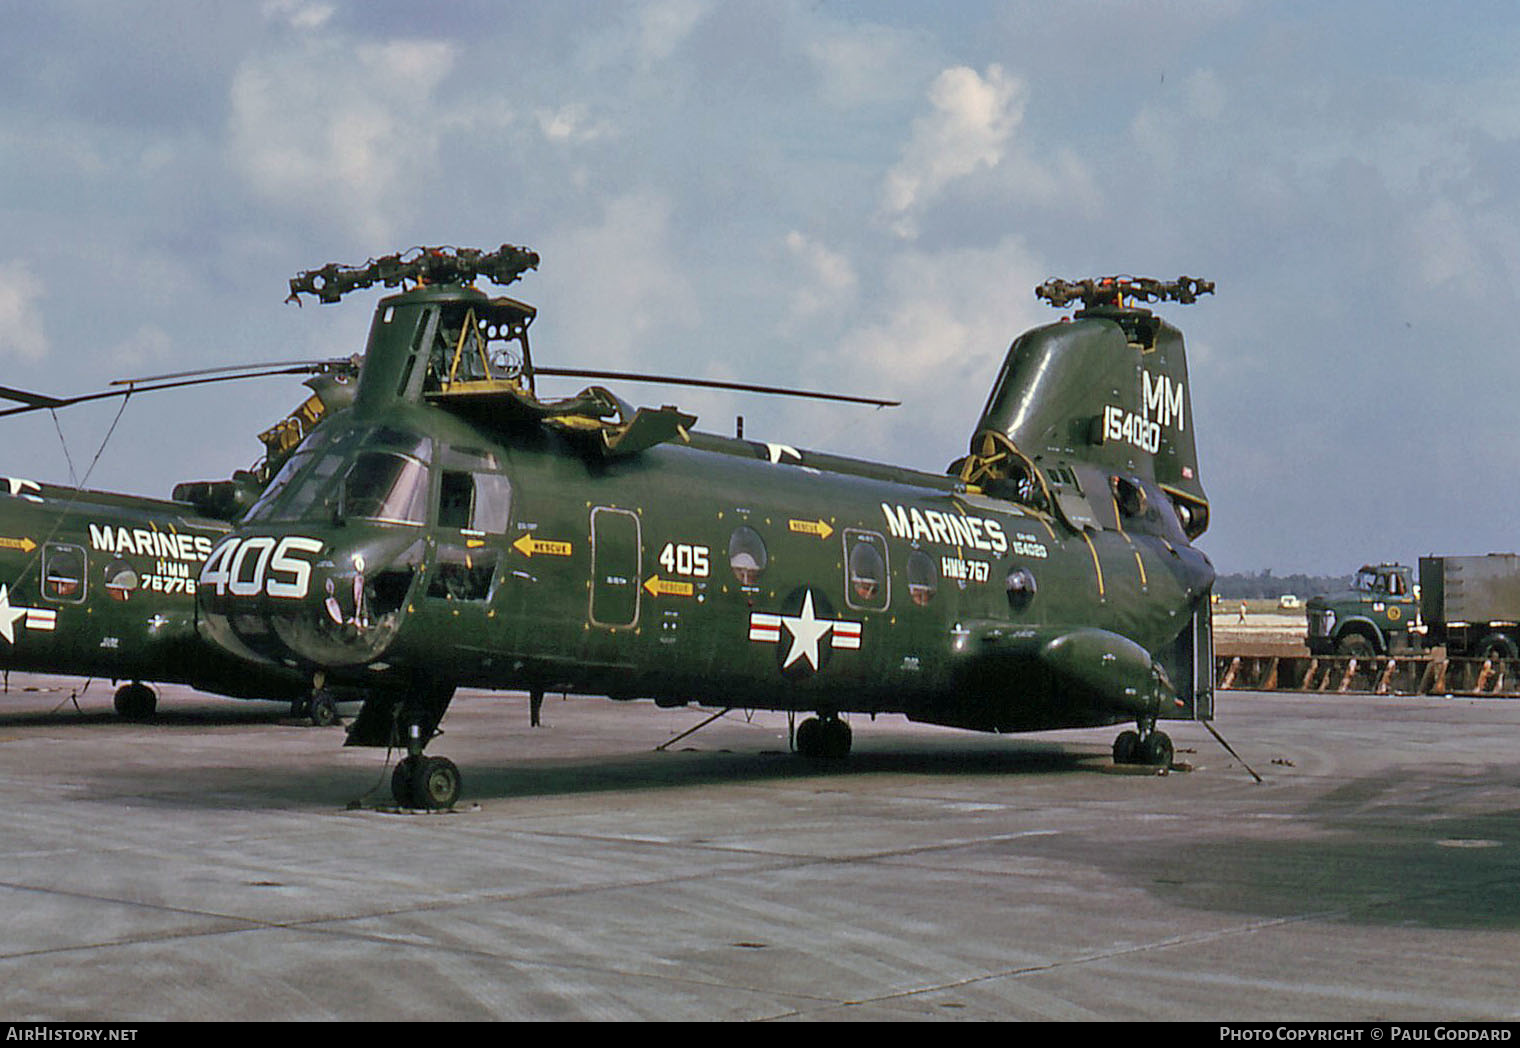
[443,740,1116,804]
[87,734,1129,815]
[1044,766,1520,932]
[0,703,302,730]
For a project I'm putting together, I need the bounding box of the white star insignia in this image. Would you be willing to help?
[779,590,834,671]
[0,585,28,645]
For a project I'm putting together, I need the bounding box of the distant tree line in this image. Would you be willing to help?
[1213,570,1351,600]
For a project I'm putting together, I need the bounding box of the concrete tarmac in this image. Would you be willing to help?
[0,675,1517,1022]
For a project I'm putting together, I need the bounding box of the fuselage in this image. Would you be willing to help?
[197,401,1215,733]
[0,475,303,698]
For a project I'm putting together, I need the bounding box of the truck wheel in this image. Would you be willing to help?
[1335,631,1376,658]
[1476,633,1519,661]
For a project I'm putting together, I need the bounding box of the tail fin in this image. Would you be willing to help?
[954,276,1210,539]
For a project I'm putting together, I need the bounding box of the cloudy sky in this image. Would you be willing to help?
[2,0,1517,575]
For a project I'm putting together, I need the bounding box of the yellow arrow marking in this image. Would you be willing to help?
[643,575,694,598]
[512,534,573,558]
[0,536,36,553]
[788,518,834,541]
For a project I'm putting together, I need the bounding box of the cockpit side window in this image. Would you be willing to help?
[471,473,512,532]
[437,470,512,532]
[438,471,474,530]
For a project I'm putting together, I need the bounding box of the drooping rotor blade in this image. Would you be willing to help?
[0,364,353,420]
[109,358,354,386]
[533,367,900,408]
[0,386,67,410]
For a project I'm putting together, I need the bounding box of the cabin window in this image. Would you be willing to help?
[844,530,889,612]
[1006,566,1037,612]
[1112,475,1147,518]
[342,452,428,525]
[906,550,938,607]
[43,543,86,603]
[728,525,767,586]
[104,558,138,602]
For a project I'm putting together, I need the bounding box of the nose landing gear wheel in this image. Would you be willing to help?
[1113,728,1173,768]
[391,755,462,809]
[1139,731,1173,768]
[307,688,339,727]
[1113,730,1140,764]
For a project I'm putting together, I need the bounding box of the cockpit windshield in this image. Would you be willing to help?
[245,427,432,525]
[341,451,428,524]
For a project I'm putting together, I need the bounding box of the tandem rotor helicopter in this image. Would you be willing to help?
[0,360,358,719]
[191,244,1217,809]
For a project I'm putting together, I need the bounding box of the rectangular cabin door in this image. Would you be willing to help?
[589,507,641,630]
[421,466,511,676]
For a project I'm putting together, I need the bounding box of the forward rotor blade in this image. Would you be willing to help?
[110,358,353,386]
[0,386,67,409]
[0,367,343,420]
[533,367,900,408]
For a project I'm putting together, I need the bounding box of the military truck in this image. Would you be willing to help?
[1418,554,1520,660]
[1306,556,1520,660]
[1305,562,1418,657]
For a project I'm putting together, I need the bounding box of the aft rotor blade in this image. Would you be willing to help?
[534,367,900,408]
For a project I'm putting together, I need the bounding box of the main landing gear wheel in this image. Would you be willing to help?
[113,682,157,721]
[391,755,462,809]
[795,715,852,759]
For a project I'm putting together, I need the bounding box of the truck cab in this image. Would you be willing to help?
[1306,562,1418,656]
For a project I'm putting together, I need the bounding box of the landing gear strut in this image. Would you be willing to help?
[345,683,460,809]
[795,714,852,759]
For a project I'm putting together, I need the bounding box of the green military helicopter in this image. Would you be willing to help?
[0,363,356,719]
[196,246,1216,809]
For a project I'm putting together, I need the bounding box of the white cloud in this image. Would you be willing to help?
[636,0,710,64]
[107,325,174,372]
[805,23,919,107]
[880,64,1024,238]
[262,1,335,32]
[784,231,858,319]
[540,194,701,368]
[226,38,458,243]
[536,103,615,144]
[0,261,49,362]
[798,237,1049,470]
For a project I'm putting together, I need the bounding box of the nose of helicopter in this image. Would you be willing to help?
[197,528,423,671]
